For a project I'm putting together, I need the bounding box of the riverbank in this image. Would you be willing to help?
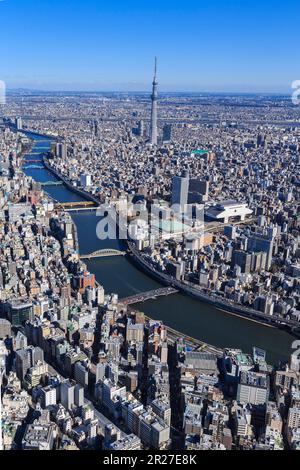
[126,241,300,334]
[21,130,296,364]
[140,310,223,356]
[43,157,102,205]
[40,143,300,335]
[20,132,223,356]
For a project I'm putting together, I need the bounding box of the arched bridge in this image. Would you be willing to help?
[80,248,126,259]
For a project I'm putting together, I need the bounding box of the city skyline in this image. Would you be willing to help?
[2,0,300,457]
[2,90,300,453]
[1,0,300,93]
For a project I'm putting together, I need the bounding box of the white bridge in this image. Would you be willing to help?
[80,248,126,259]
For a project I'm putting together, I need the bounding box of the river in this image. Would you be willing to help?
[22,132,295,364]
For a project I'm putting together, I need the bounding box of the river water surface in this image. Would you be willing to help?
[23,132,295,364]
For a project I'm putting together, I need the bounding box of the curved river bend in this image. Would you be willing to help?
[23,132,294,364]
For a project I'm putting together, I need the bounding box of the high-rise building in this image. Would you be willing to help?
[159,341,168,364]
[224,225,237,240]
[96,362,107,382]
[231,250,252,274]
[125,371,138,393]
[28,345,44,366]
[162,124,172,142]
[77,271,96,294]
[0,319,11,339]
[41,386,57,408]
[74,361,89,388]
[14,331,28,350]
[138,120,145,137]
[80,173,92,188]
[15,349,30,381]
[15,345,45,382]
[188,179,209,203]
[94,119,99,136]
[74,384,84,407]
[247,232,274,270]
[253,296,274,315]
[149,57,158,145]
[171,171,189,209]
[60,380,75,410]
[55,142,67,159]
[8,300,33,326]
[15,116,22,130]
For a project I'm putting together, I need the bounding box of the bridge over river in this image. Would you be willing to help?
[120,287,179,305]
[80,248,126,259]
[54,201,97,210]
[23,164,45,170]
[41,181,63,186]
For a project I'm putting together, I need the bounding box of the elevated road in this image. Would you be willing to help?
[120,287,178,305]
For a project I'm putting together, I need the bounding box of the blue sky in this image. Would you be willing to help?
[0,0,299,92]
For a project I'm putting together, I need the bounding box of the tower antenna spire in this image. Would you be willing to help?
[154,56,157,81]
[149,57,158,145]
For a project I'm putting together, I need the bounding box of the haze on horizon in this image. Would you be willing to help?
[1,0,299,93]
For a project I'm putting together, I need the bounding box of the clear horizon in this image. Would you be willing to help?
[1,0,299,93]
[5,87,293,95]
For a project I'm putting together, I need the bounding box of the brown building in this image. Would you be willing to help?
[77,271,95,294]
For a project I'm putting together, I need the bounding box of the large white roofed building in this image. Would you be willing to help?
[205,200,252,224]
